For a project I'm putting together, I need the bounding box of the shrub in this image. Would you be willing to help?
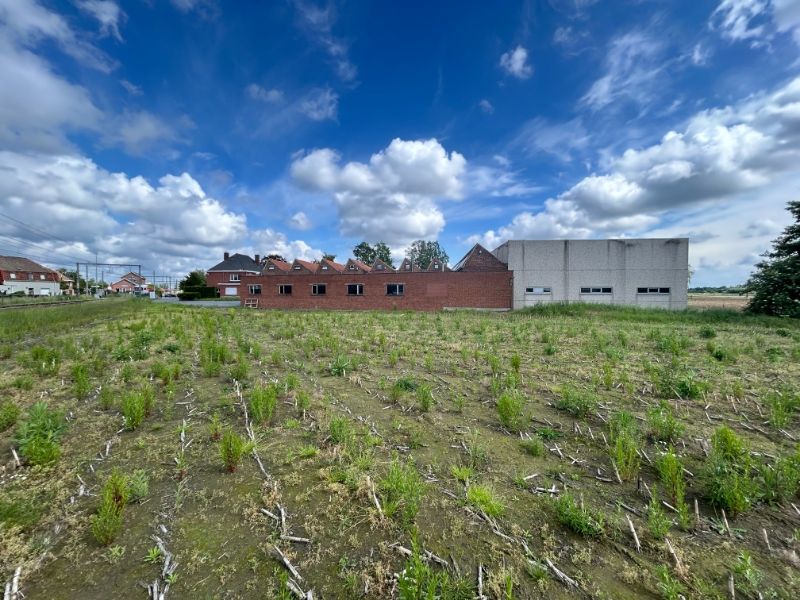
[608,411,640,481]
[698,326,716,339]
[16,401,66,465]
[555,386,597,418]
[703,426,756,515]
[757,454,800,504]
[29,345,60,376]
[450,465,474,484]
[706,342,736,362]
[71,363,91,399]
[329,416,354,446]
[766,389,799,429]
[656,565,685,600]
[328,355,352,376]
[0,401,20,432]
[249,384,277,426]
[657,450,686,506]
[102,469,130,510]
[497,389,525,432]
[416,384,434,413]
[208,412,222,441]
[12,374,33,390]
[91,497,123,545]
[654,363,709,400]
[647,401,684,443]
[519,438,545,457]
[466,484,504,518]
[553,493,604,537]
[219,428,252,472]
[98,385,114,410]
[647,490,670,540]
[397,533,474,599]
[127,469,149,502]
[380,458,425,527]
[121,392,146,430]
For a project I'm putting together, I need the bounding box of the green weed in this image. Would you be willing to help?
[553,493,604,537]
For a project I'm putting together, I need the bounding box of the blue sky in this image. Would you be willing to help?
[0,0,799,285]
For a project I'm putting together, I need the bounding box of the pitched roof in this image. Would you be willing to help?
[0,256,54,273]
[371,258,395,272]
[451,243,507,272]
[319,258,346,273]
[398,257,420,272]
[292,259,319,273]
[263,258,291,272]
[207,253,260,272]
[344,258,372,273]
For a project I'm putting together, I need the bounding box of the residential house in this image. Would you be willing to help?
[110,272,147,294]
[206,252,262,297]
[0,256,62,296]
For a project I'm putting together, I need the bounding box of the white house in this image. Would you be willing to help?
[0,256,63,296]
[492,239,689,310]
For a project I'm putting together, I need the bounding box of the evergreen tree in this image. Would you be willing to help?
[179,270,206,291]
[745,200,800,317]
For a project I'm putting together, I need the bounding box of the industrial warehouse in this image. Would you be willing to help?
[206,238,689,311]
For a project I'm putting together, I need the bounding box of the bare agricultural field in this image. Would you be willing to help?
[688,294,750,311]
[1,301,799,599]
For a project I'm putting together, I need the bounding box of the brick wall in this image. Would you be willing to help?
[239,271,513,311]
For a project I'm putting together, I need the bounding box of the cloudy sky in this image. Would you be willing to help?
[0,0,799,285]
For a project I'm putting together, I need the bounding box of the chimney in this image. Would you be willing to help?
[224,252,230,260]
[254,254,260,264]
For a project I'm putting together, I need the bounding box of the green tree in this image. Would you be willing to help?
[353,242,376,265]
[179,270,207,291]
[745,200,800,318]
[266,254,287,262]
[321,252,336,261]
[405,240,449,269]
[373,242,393,266]
[352,241,393,267]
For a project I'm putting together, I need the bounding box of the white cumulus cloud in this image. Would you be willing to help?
[291,138,467,246]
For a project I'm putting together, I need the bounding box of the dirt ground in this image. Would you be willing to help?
[688,294,750,311]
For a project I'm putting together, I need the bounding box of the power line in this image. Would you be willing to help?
[0,211,94,254]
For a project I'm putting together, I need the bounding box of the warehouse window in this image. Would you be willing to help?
[278,284,292,295]
[248,284,261,295]
[312,283,326,295]
[525,287,551,294]
[637,287,671,294]
[347,283,364,296]
[386,283,404,296]
[580,287,612,294]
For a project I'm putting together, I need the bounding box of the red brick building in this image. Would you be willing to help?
[237,244,512,311]
[206,252,262,297]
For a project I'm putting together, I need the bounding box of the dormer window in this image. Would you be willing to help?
[268,265,275,270]
[322,265,328,270]
[293,265,301,270]
[349,264,356,270]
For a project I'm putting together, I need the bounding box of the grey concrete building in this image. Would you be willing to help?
[492,239,689,310]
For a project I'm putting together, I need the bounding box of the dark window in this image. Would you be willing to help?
[279,284,292,295]
[312,283,326,295]
[637,287,648,293]
[347,283,364,296]
[659,287,670,294]
[637,287,671,294]
[526,286,551,294]
[248,284,261,295]
[581,287,612,294]
[601,287,612,294]
[386,283,404,296]
[580,287,590,293]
